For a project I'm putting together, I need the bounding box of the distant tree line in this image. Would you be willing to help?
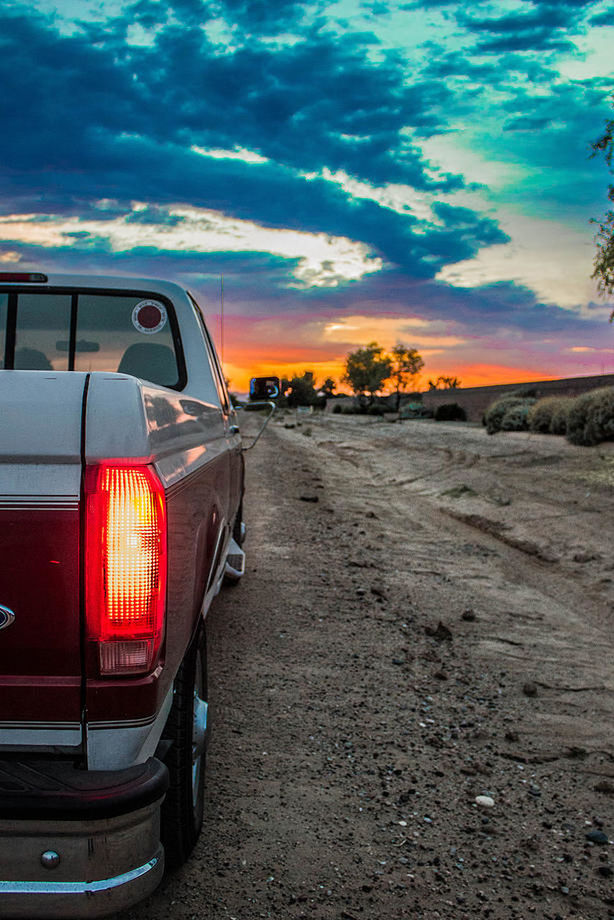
[240,345,462,409]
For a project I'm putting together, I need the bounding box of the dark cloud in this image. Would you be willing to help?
[456,1,601,53]
[129,0,321,35]
[0,2,512,282]
[473,33,574,53]
[459,7,572,33]
[0,6,458,189]
[503,115,552,131]
[590,9,614,25]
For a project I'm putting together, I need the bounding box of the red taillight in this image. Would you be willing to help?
[0,272,48,282]
[85,463,167,675]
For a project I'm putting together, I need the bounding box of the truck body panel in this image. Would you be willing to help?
[0,373,85,751]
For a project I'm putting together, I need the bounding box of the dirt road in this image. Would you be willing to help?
[121,414,614,920]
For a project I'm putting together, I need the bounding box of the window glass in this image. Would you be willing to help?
[0,295,6,368]
[14,293,71,370]
[189,295,229,411]
[75,294,179,387]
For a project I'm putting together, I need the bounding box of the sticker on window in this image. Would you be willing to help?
[132,300,168,335]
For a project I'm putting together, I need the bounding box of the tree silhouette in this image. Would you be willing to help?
[428,375,462,390]
[342,342,391,406]
[389,344,424,410]
[592,95,614,307]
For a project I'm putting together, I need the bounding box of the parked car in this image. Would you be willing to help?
[0,272,245,917]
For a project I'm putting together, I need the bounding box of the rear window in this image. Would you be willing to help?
[0,289,182,388]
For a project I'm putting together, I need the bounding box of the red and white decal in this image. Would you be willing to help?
[131,300,168,335]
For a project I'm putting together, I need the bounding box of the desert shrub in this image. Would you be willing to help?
[500,403,531,431]
[400,403,433,419]
[434,402,466,421]
[332,403,343,414]
[550,398,572,435]
[528,396,573,435]
[527,397,560,433]
[484,396,535,434]
[566,387,614,446]
[367,405,385,416]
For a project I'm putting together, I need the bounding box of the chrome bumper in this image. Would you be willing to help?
[0,758,168,918]
[0,800,164,918]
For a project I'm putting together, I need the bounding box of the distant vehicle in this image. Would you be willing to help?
[0,272,245,917]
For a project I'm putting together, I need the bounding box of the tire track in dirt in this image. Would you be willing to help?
[118,415,614,920]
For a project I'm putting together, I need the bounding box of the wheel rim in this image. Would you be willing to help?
[191,648,208,812]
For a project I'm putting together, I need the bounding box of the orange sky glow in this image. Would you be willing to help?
[223,352,562,395]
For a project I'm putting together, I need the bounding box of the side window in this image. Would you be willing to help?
[14,293,72,370]
[189,296,231,413]
[0,295,6,368]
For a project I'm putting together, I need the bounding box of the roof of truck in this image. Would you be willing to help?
[0,272,190,301]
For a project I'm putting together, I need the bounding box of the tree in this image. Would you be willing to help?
[591,95,614,308]
[319,377,336,398]
[342,342,391,405]
[285,371,318,407]
[428,375,462,390]
[389,344,424,410]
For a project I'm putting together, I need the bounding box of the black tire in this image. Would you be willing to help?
[161,623,208,870]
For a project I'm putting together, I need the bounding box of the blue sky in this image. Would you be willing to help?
[1,0,613,388]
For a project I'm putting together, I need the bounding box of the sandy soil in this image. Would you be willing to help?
[120,413,614,920]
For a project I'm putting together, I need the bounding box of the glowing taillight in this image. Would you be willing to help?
[85,463,167,675]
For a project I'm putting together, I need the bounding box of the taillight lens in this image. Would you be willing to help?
[85,463,167,675]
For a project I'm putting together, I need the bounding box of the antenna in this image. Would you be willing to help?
[220,273,224,361]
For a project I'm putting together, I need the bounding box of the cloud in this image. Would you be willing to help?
[0,204,383,287]
[0,2,513,282]
[436,212,599,307]
[0,4,460,190]
[590,9,614,25]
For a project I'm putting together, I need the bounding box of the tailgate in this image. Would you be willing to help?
[0,372,87,749]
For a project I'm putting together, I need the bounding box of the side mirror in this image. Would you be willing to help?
[239,376,281,449]
[249,376,281,401]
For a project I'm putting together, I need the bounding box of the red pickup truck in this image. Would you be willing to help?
[0,272,245,917]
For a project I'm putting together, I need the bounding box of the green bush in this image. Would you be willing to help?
[484,396,535,434]
[566,387,614,446]
[400,403,433,419]
[550,399,572,435]
[528,396,573,435]
[500,403,531,431]
[434,403,466,421]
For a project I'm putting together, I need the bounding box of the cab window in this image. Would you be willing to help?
[189,294,231,412]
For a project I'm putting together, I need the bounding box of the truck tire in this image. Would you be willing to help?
[161,623,208,869]
[232,496,245,545]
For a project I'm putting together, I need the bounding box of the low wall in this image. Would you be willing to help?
[421,373,614,423]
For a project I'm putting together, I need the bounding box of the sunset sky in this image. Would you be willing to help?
[1,0,613,391]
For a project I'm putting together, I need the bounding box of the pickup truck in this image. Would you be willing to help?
[0,272,245,917]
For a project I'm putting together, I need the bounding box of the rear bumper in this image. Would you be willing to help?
[0,757,168,918]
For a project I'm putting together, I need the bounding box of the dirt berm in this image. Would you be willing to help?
[121,413,614,920]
